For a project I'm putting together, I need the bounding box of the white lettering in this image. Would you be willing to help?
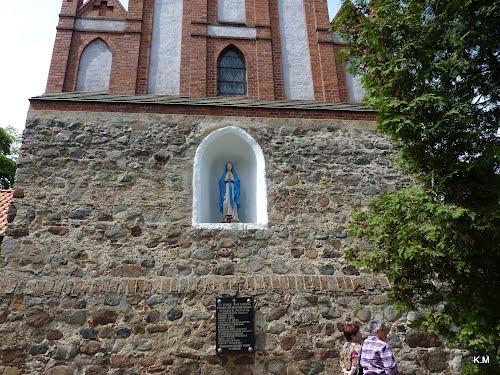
[472,356,490,364]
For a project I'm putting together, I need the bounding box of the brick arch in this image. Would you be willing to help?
[207,40,258,98]
[213,42,252,66]
[77,36,116,60]
[78,35,113,57]
[65,34,120,92]
[75,37,113,92]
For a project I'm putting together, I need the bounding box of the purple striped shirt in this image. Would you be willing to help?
[359,336,399,375]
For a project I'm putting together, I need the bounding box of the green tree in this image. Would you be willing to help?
[0,126,20,189]
[333,0,499,371]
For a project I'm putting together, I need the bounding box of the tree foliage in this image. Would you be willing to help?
[333,0,499,370]
[348,186,499,371]
[0,126,20,189]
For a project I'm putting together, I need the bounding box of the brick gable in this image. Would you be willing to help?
[77,0,127,20]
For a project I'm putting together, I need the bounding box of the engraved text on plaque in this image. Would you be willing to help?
[216,296,255,354]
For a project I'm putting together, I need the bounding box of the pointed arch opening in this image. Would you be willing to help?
[217,47,247,96]
[192,126,268,229]
[76,38,112,92]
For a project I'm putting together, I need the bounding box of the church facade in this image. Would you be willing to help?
[0,0,462,374]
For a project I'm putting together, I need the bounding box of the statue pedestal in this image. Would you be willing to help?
[193,222,266,230]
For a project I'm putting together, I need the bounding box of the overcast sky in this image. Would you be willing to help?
[0,0,341,134]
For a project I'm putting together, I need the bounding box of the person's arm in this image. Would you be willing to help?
[381,344,398,375]
[348,351,359,375]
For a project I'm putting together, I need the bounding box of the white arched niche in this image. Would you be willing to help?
[192,126,268,230]
[76,39,112,92]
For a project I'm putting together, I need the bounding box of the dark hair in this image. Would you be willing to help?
[343,323,360,341]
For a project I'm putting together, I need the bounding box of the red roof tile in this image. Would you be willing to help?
[0,190,14,236]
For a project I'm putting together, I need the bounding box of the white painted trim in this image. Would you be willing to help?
[217,0,246,24]
[192,126,268,229]
[207,25,256,39]
[148,0,184,94]
[192,223,267,230]
[76,39,112,92]
[75,19,126,32]
[278,0,315,100]
[345,60,365,103]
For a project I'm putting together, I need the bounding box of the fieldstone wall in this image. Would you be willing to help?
[0,276,462,375]
[0,111,464,374]
[3,112,405,279]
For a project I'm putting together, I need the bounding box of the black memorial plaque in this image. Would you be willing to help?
[216,296,255,354]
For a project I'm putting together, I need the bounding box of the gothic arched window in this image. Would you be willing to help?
[76,39,112,92]
[217,48,246,96]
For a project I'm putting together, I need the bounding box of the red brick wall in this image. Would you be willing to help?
[45,1,82,93]
[46,0,350,103]
[334,44,350,103]
[29,99,377,121]
[135,0,154,95]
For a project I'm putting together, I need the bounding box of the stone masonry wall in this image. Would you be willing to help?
[0,276,462,375]
[0,111,463,374]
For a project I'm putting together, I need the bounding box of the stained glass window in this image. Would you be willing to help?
[217,48,246,96]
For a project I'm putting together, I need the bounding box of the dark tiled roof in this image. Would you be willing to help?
[33,92,372,112]
[0,190,13,236]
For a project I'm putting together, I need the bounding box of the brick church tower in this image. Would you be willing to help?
[0,0,460,374]
[45,0,354,102]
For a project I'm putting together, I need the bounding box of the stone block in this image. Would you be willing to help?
[167,307,183,321]
[139,357,157,367]
[92,309,118,325]
[111,354,132,369]
[384,305,402,322]
[54,345,77,360]
[104,294,121,306]
[265,359,286,375]
[319,265,335,275]
[110,265,141,277]
[0,349,26,366]
[2,367,22,375]
[299,362,325,374]
[293,350,315,361]
[29,345,48,356]
[85,366,107,375]
[424,350,448,373]
[194,249,214,260]
[0,308,9,324]
[57,309,87,325]
[280,336,296,351]
[46,366,73,375]
[271,260,289,275]
[355,307,371,322]
[47,329,63,340]
[266,306,287,322]
[115,327,131,338]
[146,324,169,334]
[68,208,92,220]
[24,307,53,328]
[79,341,101,356]
[406,331,443,348]
[387,334,403,349]
[79,328,97,340]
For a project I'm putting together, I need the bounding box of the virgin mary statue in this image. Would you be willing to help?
[218,162,240,223]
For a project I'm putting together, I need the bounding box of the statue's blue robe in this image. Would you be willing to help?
[218,165,240,214]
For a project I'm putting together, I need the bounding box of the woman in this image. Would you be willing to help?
[341,323,363,375]
[218,162,240,223]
